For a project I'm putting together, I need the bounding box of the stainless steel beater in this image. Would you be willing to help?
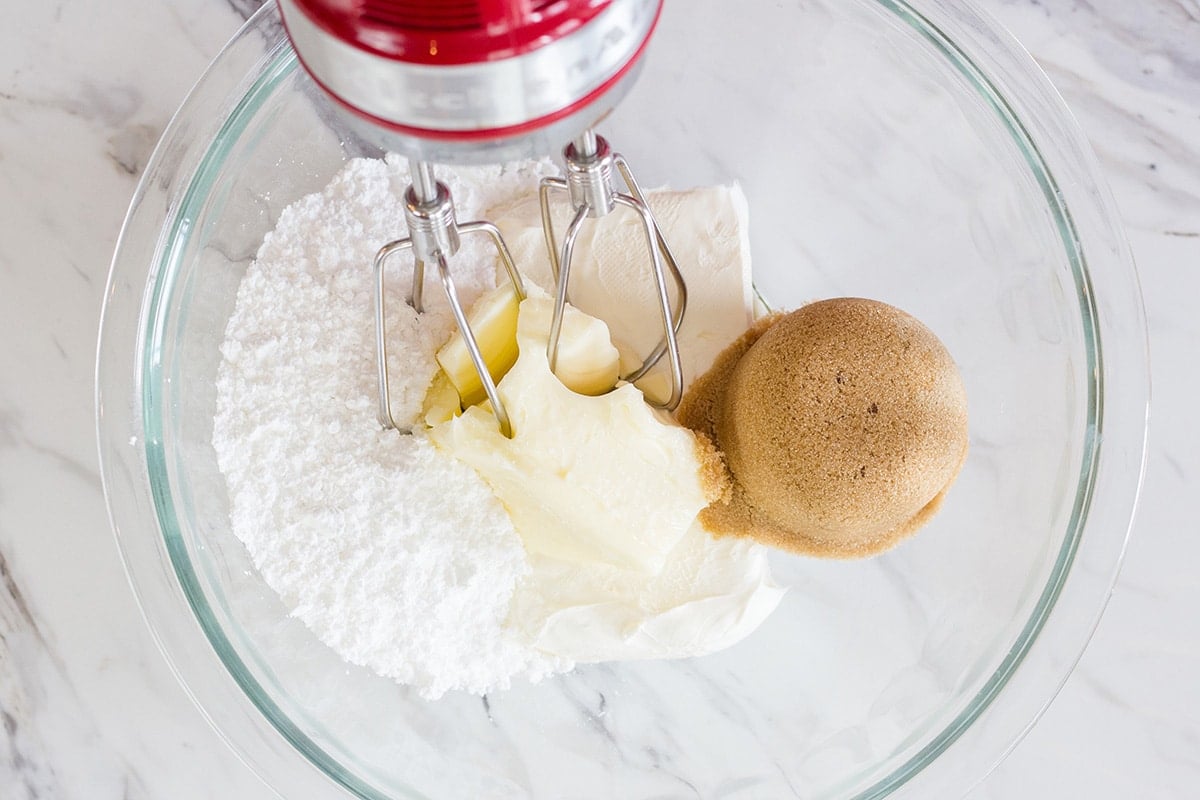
[373,160,526,437]
[539,130,688,411]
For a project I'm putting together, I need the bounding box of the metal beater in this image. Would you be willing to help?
[373,160,526,437]
[540,130,687,411]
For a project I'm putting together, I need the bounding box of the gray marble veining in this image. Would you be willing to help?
[1,0,1197,798]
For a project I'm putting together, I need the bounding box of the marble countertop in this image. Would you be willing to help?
[1,0,1196,797]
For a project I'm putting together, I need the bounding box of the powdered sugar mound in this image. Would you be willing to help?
[213,156,567,699]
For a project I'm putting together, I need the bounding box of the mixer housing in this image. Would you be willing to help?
[278,0,663,162]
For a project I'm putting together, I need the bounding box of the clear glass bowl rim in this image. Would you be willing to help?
[96,1,1150,798]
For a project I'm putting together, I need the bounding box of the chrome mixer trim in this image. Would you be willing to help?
[279,0,660,135]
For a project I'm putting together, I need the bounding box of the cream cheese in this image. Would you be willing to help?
[428,181,785,663]
[429,291,715,576]
[513,524,784,662]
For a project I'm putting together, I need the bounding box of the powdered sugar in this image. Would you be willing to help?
[212,156,567,699]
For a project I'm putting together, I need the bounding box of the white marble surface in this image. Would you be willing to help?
[0,0,1196,797]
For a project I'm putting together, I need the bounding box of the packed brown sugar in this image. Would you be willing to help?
[679,297,969,558]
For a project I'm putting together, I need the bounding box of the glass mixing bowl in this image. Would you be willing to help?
[96,1,1148,797]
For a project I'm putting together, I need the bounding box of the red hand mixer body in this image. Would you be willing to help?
[278,0,663,162]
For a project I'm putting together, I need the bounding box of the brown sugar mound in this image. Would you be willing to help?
[678,298,968,559]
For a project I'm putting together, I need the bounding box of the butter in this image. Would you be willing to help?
[429,290,719,575]
[425,283,621,425]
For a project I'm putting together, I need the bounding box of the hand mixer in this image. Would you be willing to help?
[277,0,688,437]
